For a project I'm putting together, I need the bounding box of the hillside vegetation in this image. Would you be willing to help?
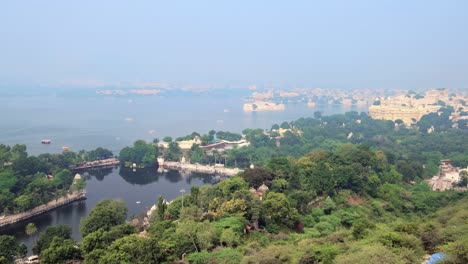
[2,111,467,264]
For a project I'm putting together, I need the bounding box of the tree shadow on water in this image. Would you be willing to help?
[119,166,161,185]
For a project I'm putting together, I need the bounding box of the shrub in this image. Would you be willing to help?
[314,222,334,236]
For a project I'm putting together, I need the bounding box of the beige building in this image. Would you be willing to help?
[428,160,468,191]
[368,89,449,125]
[243,101,285,112]
[369,104,441,125]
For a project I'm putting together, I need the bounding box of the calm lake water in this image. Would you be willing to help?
[1,167,215,253]
[0,93,367,251]
[0,94,367,155]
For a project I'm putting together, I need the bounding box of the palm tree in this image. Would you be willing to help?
[25,222,38,238]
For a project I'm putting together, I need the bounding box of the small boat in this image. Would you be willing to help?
[136,201,141,204]
[41,139,51,144]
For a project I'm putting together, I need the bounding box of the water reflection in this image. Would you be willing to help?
[119,166,216,185]
[0,167,214,253]
[164,169,183,183]
[80,167,115,181]
[119,166,161,185]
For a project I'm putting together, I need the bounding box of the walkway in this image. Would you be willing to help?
[0,191,86,228]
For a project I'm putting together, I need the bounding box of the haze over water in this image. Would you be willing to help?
[0,94,366,155]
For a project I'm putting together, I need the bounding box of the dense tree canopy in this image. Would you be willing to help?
[33,225,72,255]
[80,199,128,237]
[119,140,158,167]
[0,145,108,215]
[0,235,26,263]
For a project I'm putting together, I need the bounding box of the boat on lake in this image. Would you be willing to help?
[41,139,51,144]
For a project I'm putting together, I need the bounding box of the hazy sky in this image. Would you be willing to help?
[1,1,467,89]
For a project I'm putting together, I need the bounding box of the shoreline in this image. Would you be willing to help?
[69,157,119,170]
[0,192,86,229]
[159,161,243,176]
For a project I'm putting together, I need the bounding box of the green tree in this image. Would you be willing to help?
[0,144,11,169]
[0,190,14,215]
[335,244,405,264]
[10,144,27,162]
[98,235,169,264]
[156,196,167,222]
[217,177,248,197]
[25,223,38,238]
[457,171,468,187]
[241,168,272,189]
[0,235,27,263]
[87,147,113,160]
[301,243,341,264]
[299,156,336,196]
[352,219,374,239]
[263,192,299,227]
[216,131,242,141]
[40,237,81,264]
[177,220,217,252]
[440,236,468,264]
[165,142,181,161]
[53,169,73,189]
[0,171,17,193]
[323,197,336,214]
[80,224,135,261]
[220,228,240,247]
[118,140,157,166]
[80,199,127,237]
[280,121,290,129]
[14,194,33,212]
[271,178,288,192]
[190,144,204,163]
[33,225,72,255]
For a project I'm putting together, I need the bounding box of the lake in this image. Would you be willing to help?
[0,167,215,253]
[0,94,367,155]
[0,93,367,251]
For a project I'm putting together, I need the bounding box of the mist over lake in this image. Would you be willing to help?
[0,93,366,155]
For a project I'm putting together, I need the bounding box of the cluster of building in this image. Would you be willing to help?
[427,160,468,191]
[156,135,249,175]
[243,100,285,112]
[242,87,385,112]
[158,136,250,155]
[369,88,467,126]
[242,88,467,129]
